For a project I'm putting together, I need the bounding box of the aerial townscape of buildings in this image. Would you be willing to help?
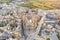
[0,0,60,40]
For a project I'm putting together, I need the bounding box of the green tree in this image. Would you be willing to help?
[0,21,7,27]
[10,23,17,28]
[57,34,60,40]
[0,0,11,4]
[46,38,50,40]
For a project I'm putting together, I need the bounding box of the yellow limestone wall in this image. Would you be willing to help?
[23,0,60,9]
[41,0,60,9]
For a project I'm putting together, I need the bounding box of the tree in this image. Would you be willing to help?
[0,21,7,27]
[57,33,60,40]
[0,0,11,4]
[46,38,50,40]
